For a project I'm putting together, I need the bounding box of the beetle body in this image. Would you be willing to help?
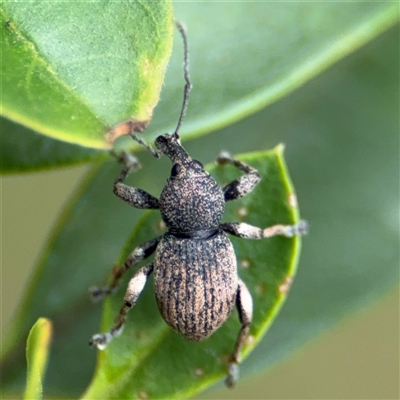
[154,136,237,341]
[154,231,237,342]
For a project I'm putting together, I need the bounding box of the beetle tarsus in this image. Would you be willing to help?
[89,332,113,350]
[225,360,239,388]
[263,220,309,238]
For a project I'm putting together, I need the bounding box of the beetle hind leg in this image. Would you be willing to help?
[226,279,253,388]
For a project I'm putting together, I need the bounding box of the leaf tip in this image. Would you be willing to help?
[24,318,53,400]
[274,142,286,155]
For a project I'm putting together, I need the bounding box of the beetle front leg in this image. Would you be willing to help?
[217,151,261,201]
[220,220,308,239]
[90,237,160,301]
[113,151,160,209]
[226,279,253,388]
[90,263,153,350]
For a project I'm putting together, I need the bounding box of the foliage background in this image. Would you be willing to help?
[1,2,399,399]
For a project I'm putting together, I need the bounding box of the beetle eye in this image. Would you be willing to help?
[171,163,182,177]
[192,160,204,168]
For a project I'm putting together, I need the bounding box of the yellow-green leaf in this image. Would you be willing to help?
[1,1,173,148]
[24,318,53,400]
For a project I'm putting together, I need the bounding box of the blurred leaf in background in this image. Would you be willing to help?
[1,2,399,399]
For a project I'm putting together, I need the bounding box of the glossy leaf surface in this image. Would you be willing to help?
[1,1,173,148]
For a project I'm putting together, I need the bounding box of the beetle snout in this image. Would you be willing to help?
[155,133,171,148]
[155,133,191,164]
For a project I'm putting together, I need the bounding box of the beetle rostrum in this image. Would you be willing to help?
[89,22,308,388]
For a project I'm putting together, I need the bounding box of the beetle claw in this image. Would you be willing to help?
[216,151,232,165]
[89,333,112,350]
[89,286,106,302]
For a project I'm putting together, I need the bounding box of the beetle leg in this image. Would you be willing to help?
[217,151,261,202]
[114,182,160,209]
[112,150,142,183]
[90,263,153,350]
[220,220,308,239]
[90,237,160,301]
[112,151,160,209]
[226,279,253,388]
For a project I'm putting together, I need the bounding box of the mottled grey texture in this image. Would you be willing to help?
[220,222,264,239]
[114,183,160,209]
[217,151,261,201]
[160,174,224,234]
[222,172,260,201]
[153,231,237,341]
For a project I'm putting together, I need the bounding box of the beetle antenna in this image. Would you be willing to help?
[128,133,162,158]
[173,21,192,139]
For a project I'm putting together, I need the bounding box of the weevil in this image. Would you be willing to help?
[90,22,308,387]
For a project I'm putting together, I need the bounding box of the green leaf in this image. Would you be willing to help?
[1,161,138,398]
[2,2,398,173]
[1,1,173,148]
[24,318,53,400]
[0,117,108,174]
[82,147,302,399]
